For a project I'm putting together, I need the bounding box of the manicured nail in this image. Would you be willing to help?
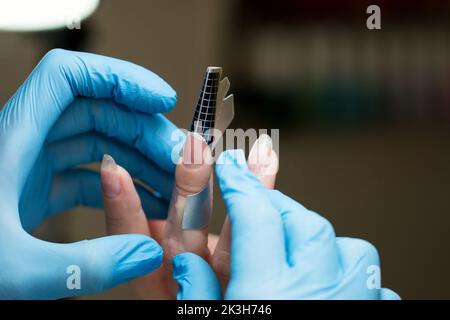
[256,134,273,157]
[101,154,121,198]
[102,154,117,171]
[182,133,207,167]
[248,134,273,166]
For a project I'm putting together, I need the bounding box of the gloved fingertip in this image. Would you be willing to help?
[173,252,205,280]
[162,89,177,112]
[216,149,265,197]
[109,235,163,285]
[216,149,247,170]
[215,149,250,184]
[151,77,177,112]
[172,252,190,279]
[172,253,222,300]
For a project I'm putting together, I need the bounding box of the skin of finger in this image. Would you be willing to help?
[147,220,219,250]
[207,234,219,253]
[162,136,214,296]
[212,220,231,289]
[101,164,173,299]
[102,166,149,235]
[148,220,166,244]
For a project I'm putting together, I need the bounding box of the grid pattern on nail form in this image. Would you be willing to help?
[190,67,221,145]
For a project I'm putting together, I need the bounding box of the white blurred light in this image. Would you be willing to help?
[0,0,100,32]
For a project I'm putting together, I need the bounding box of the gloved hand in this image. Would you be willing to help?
[0,49,180,299]
[172,149,400,300]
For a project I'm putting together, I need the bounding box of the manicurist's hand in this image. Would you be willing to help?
[0,49,179,299]
[172,150,400,300]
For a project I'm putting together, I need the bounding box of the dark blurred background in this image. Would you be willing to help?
[1,0,450,299]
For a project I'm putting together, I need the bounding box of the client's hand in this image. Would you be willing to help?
[100,154,218,299]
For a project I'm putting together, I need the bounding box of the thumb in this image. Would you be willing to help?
[215,150,286,279]
[33,234,162,299]
[172,253,222,300]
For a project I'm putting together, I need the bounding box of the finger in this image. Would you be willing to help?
[46,98,184,173]
[207,234,219,253]
[162,133,213,270]
[215,149,285,281]
[46,132,174,201]
[172,252,222,300]
[101,155,173,299]
[101,154,150,235]
[211,221,231,288]
[28,233,163,299]
[0,48,176,192]
[48,168,168,219]
[266,189,340,281]
[148,220,166,244]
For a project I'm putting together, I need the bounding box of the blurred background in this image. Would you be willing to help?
[1,0,450,299]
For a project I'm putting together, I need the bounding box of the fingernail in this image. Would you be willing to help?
[102,154,117,171]
[248,134,273,166]
[182,133,208,167]
[101,154,121,198]
[256,134,273,157]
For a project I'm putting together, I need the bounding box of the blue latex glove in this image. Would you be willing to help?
[0,49,182,299]
[173,149,400,300]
